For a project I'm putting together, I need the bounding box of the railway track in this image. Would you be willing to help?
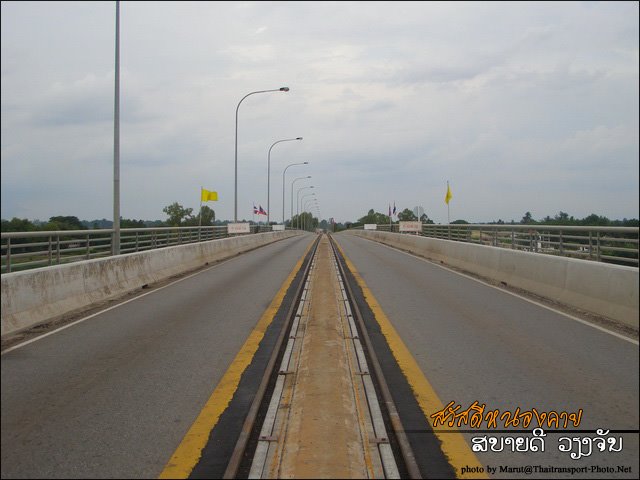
[222,233,421,479]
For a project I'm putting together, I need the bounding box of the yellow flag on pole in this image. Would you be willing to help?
[201,188,218,202]
[445,182,452,205]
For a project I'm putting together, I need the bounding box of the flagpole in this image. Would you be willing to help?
[447,181,451,240]
[198,187,203,241]
[393,201,396,231]
[447,181,450,225]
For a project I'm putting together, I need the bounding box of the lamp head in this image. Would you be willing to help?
[280,87,290,92]
[296,137,303,140]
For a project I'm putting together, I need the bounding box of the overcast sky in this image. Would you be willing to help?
[2,1,638,224]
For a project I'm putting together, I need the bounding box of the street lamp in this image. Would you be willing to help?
[282,162,311,225]
[296,187,314,230]
[234,87,289,222]
[299,192,315,230]
[282,162,308,225]
[303,199,317,231]
[267,137,302,225]
[291,176,311,226]
[113,1,121,254]
[302,197,317,231]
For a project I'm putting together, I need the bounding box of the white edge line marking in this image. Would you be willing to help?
[348,235,639,346]
[2,253,251,356]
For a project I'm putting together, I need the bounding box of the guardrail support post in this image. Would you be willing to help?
[6,238,11,273]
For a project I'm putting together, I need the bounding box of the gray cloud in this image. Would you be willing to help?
[1,1,638,224]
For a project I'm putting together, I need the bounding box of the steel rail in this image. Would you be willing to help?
[328,233,422,479]
[222,235,321,479]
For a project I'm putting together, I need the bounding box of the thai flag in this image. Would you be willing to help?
[393,202,396,216]
[258,205,267,216]
[253,205,259,215]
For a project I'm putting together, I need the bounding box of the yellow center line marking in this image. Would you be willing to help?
[159,238,315,479]
[334,241,488,479]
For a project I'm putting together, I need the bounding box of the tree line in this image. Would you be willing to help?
[1,202,216,233]
[338,208,638,230]
[2,205,638,233]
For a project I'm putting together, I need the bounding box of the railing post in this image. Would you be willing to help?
[589,231,593,259]
[596,232,601,262]
[559,230,564,255]
[6,237,11,273]
[56,235,61,264]
[48,236,52,266]
[86,234,90,259]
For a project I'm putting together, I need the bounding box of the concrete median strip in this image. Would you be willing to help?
[1,231,301,338]
[333,240,488,479]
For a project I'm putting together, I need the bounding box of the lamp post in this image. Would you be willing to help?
[303,198,318,232]
[282,162,308,225]
[113,0,120,254]
[267,137,302,225]
[234,87,289,222]
[303,199,317,231]
[296,187,314,230]
[299,192,315,230]
[291,176,311,227]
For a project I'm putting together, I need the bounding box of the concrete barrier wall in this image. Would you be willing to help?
[343,230,639,328]
[1,231,303,337]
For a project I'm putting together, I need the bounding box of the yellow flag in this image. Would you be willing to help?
[445,183,452,205]
[201,188,218,202]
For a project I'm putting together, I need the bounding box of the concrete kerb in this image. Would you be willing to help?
[343,230,639,328]
[1,231,302,337]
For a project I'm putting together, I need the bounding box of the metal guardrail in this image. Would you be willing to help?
[1,225,280,274]
[359,224,639,267]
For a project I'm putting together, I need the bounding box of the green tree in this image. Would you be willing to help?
[1,218,37,253]
[554,211,571,224]
[1,217,36,232]
[578,213,609,226]
[121,218,146,228]
[199,205,215,226]
[44,215,86,231]
[162,202,194,226]
[291,212,318,231]
[520,211,535,225]
[358,209,390,225]
[397,208,417,221]
[357,209,376,224]
[420,213,434,224]
[184,206,216,226]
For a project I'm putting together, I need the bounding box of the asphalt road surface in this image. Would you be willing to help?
[2,232,637,479]
[333,233,638,479]
[1,234,315,479]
